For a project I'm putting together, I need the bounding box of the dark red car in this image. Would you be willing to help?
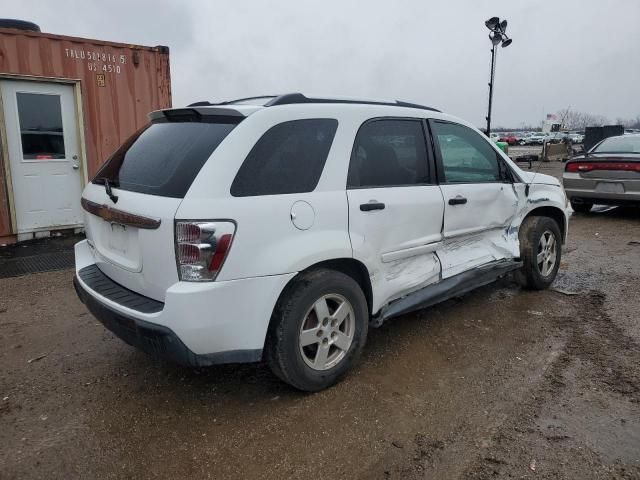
[499,133,518,145]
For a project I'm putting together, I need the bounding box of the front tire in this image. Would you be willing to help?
[265,269,368,391]
[516,216,562,290]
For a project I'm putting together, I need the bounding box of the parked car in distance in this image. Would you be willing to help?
[73,93,570,391]
[526,132,548,145]
[568,132,584,144]
[499,133,518,145]
[563,133,640,212]
[514,132,529,145]
[549,132,567,144]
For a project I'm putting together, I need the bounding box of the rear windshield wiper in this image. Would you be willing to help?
[94,177,119,204]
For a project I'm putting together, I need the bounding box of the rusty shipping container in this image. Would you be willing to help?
[0,22,171,243]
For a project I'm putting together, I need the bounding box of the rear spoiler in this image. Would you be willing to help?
[148,107,246,123]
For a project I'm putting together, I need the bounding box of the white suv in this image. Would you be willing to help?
[74,93,570,391]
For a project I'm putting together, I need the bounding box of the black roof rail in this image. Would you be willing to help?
[188,93,441,112]
[265,93,441,112]
[187,96,278,107]
[187,101,214,107]
[220,95,278,105]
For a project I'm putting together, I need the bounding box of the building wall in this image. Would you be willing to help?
[0,28,171,239]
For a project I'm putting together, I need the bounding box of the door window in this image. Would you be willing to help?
[348,119,429,188]
[16,92,66,160]
[432,121,503,183]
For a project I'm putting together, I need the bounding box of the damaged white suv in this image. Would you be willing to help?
[74,93,570,391]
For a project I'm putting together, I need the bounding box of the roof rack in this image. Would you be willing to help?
[264,93,441,112]
[188,93,440,112]
[187,96,278,107]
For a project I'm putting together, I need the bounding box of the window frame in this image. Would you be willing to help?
[347,116,437,190]
[427,119,519,185]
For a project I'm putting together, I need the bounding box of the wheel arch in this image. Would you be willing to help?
[281,258,373,315]
[264,257,373,346]
[522,205,567,243]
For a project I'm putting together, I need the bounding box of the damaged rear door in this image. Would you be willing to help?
[347,118,444,313]
[429,120,520,278]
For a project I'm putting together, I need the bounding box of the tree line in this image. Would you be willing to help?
[494,108,640,132]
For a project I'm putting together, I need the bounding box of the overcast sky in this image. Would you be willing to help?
[5,0,640,127]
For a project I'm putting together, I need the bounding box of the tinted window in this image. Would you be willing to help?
[348,119,429,188]
[432,121,501,183]
[592,135,640,153]
[93,119,239,198]
[231,119,338,197]
[17,92,65,160]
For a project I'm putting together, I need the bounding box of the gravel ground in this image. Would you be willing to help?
[1,162,639,479]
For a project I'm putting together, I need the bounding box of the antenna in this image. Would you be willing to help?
[525,141,547,196]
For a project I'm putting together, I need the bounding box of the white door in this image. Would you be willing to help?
[429,120,520,278]
[1,80,84,233]
[347,119,444,314]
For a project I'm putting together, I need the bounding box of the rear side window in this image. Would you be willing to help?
[93,118,239,198]
[230,119,338,197]
[348,119,429,188]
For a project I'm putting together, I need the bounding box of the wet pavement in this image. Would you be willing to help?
[1,163,639,479]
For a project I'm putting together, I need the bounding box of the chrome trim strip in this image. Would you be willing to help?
[81,198,161,230]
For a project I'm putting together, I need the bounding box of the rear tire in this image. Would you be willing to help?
[516,216,562,290]
[265,269,368,391]
[571,201,592,213]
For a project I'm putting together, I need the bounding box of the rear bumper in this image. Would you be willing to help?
[74,240,296,365]
[565,189,640,205]
[73,276,253,366]
[563,174,640,205]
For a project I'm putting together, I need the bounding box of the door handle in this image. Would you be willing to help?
[72,164,80,170]
[448,196,467,206]
[360,201,386,212]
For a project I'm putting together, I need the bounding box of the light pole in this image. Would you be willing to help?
[485,17,512,136]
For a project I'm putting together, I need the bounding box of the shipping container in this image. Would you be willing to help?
[0,22,171,243]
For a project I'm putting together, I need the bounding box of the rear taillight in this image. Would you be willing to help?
[175,221,235,282]
[565,161,640,173]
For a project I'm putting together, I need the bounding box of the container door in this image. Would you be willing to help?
[1,80,84,233]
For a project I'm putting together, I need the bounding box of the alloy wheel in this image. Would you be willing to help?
[298,294,355,371]
[537,230,557,277]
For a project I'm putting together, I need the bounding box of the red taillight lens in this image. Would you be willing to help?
[566,161,640,173]
[209,234,233,271]
[175,221,235,282]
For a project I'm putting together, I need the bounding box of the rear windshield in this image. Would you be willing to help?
[592,135,640,154]
[93,117,239,197]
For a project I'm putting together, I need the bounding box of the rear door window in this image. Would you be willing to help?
[231,119,338,197]
[347,119,430,188]
[93,116,240,198]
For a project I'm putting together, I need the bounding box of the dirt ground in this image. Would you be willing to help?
[1,162,639,479]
